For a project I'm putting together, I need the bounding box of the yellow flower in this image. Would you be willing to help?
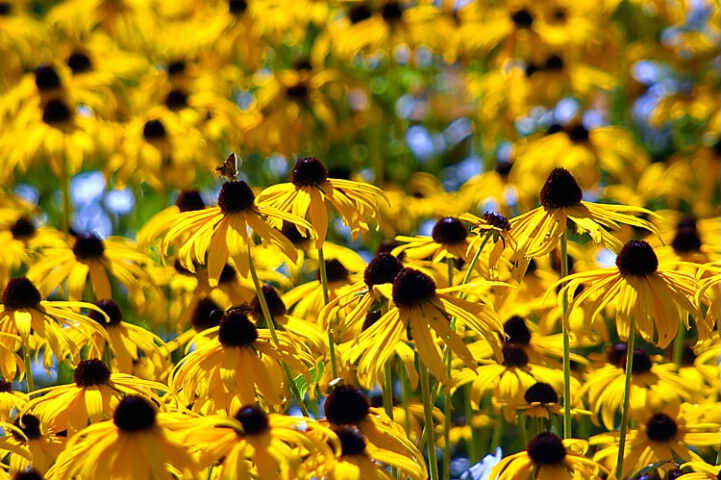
[514,382,591,422]
[257,157,387,249]
[0,378,25,422]
[554,240,704,348]
[490,431,605,480]
[21,359,166,436]
[49,396,197,479]
[170,308,315,414]
[393,216,478,269]
[159,179,312,286]
[352,267,504,387]
[677,461,721,479]
[460,211,517,279]
[8,414,65,475]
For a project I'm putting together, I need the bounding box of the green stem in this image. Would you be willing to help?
[103,343,113,371]
[461,233,492,286]
[248,245,310,417]
[442,258,454,480]
[463,384,480,463]
[60,154,71,239]
[478,394,492,457]
[616,319,637,480]
[517,414,528,449]
[420,362,439,480]
[22,343,34,393]
[383,359,394,420]
[559,232,572,439]
[672,319,686,368]
[317,246,338,379]
[399,362,412,438]
[490,414,504,451]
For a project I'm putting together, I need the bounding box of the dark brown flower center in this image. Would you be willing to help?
[191,298,224,332]
[88,299,123,327]
[324,384,370,425]
[165,89,189,110]
[333,425,367,456]
[364,253,403,288]
[73,233,105,260]
[606,342,627,366]
[142,119,167,141]
[113,396,157,432]
[219,264,237,284]
[620,347,653,374]
[348,4,372,24]
[392,268,436,308]
[381,2,403,22]
[67,51,92,74]
[524,382,559,404]
[167,60,186,75]
[567,124,590,143]
[0,3,12,15]
[539,168,583,209]
[0,378,12,392]
[10,217,36,240]
[320,259,350,283]
[527,431,566,464]
[251,284,287,319]
[432,217,468,245]
[545,55,564,71]
[502,342,529,367]
[217,180,256,214]
[483,212,511,231]
[175,190,206,212]
[671,215,701,254]
[228,0,247,14]
[74,359,111,387]
[218,309,258,347]
[14,414,42,440]
[362,310,382,332]
[503,316,531,345]
[42,99,72,125]
[34,65,61,91]
[235,405,270,435]
[645,413,677,442]
[291,157,328,188]
[281,222,307,246]
[12,469,45,480]
[2,277,42,310]
[615,240,658,276]
[286,83,309,100]
[511,9,534,28]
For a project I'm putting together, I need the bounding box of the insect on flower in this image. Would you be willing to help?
[215,153,239,181]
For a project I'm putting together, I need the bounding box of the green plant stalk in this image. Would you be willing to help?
[399,362,412,437]
[22,343,34,393]
[248,245,310,417]
[517,414,528,449]
[490,414,504,451]
[560,232,572,439]
[383,359,394,420]
[60,154,71,239]
[317,246,339,379]
[442,257,455,480]
[420,361,439,480]
[672,319,686,367]
[616,319,637,480]
[461,233,492,286]
[463,384,480,463]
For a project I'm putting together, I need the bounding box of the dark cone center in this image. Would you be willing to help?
[165,89,189,110]
[281,222,307,245]
[251,285,287,319]
[432,217,468,246]
[324,384,370,425]
[13,469,45,480]
[502,342,529,367]
[511,9,534,28]
[621,348,653,375]
[527,431,566,464]
[67,52,92,74]
[0,379,12,392]
[348,4,372,24]
[74,359,111,387]
[291,157,328,187]
[2,277,42,310]
[671,216,701,253]
[568,124,590,143]
[320,259,350,283]
[524,382,559,404]
[539,168,583,209]
[10,218,36,240]
[14,414,42,440]
[483,212,511,231]
[42,99,72,125]
[606,343,627,367]
[615,240,658,276]
[218,310,258,347]
[0,3,12,15]
[392,268,436,308]
[88,299,123,327]
[333,425,367,456]
[286,83,309,100]
[219,264,237,284]
[503,316,531,345]
[113,396,157,432]
[364,253,403,288]
[73,233,106,260]
[175,190,206,212]
[34,65,61,91]
[381,2,403,22]
[235,405,270,435]
[645,413,677,442]
[191,298,224,332]
[217,181,255,214]
[167,60,186,75]
[142,119,167,141]
[229,0,248,14]
[545,55,564,71]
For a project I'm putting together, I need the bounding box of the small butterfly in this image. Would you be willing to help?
[215,153,239,181]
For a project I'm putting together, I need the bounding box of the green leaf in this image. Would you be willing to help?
[293,360,325,400]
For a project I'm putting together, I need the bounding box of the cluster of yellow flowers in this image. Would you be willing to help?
[0,0,718,479]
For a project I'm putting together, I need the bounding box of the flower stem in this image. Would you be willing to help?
[420,361,439,480]
[490,414,504,451]
[60,154,71,239]
[517,414,528,448]
[616,318,637,480]
[317,246,338,379]
[248,244,310,417]
[383,359,394,419]
[559,232,572,439]
[399,361,412,437]
[461,233,492,286]
[672,319,685,367]
[463,384,480,463]
[21,343,34,393]
[442,257,454,480]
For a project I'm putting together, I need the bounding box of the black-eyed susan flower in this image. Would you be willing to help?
[27,233,158,307]
[511,168,660,277]
[515,382,591,424]
[49,396,196,479]
[393,216,479,271]
[170,308,314,414]
[460,211,517,280]
[0,378,24,422]
[352,267,505,387]
[159,179,312,285]
[581,344,700,430]
[9,414,65,475]
[257,156,387,249]
[592,402,720,480]
[21,359,166,436]
[0,217,65,286]
[0,277,108,373]
[180,405,337,479]
[555,240,704,348]
[677,461,721,479]
[490,431,605,480]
